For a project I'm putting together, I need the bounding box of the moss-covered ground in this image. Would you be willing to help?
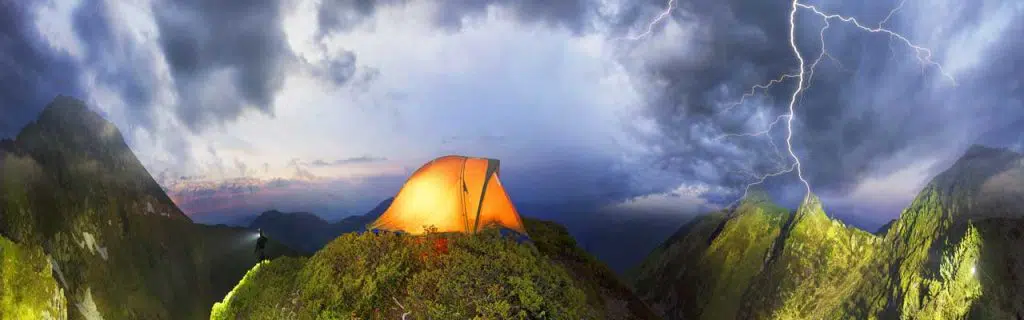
[213,218,659,320]
[0,235,67,320]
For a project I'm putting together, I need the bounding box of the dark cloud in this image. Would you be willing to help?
[626,0,797,193]
[71,0,161,128]
[11,0,361,135]
[153,0,295,130]
[307,155,388,167]
[628,0,1024,207]
[0,1,84,138]
[315,51,358,86]
[317,0,590,36]
[433,0,589,33]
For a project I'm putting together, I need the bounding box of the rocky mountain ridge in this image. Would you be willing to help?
[633,145,1024,319]
[0,96,296,319]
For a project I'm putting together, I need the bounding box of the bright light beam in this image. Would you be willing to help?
[620,0,956,206]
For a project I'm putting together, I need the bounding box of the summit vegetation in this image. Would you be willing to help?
[212,219,658,320]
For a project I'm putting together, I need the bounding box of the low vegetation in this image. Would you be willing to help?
[212,228,594,319]
[0,235,67,320]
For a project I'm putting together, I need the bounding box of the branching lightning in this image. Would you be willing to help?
[616,0,677,41]
[784,0,812,197]
[621,0,955,207]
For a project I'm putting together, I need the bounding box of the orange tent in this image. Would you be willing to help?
[369,155,527,235]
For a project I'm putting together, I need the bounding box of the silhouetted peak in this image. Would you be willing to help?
[253,210,326,224]
[260,209,284,216]
[367,197,395,216]
[20,95,126,151]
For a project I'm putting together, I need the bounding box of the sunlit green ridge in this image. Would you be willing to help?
[1,235,67,320]
[210,218,659,319]
[634,146,1024,319]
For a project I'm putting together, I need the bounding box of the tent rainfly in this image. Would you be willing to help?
[369,155,527,235]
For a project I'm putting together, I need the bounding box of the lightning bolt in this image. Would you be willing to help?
[620,0,955,206]
[796,2,957,84]
[878,0,907,28]
[784,0,812,196]
[615,0,677,41]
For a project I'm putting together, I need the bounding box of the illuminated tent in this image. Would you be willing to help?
[369,155,527,235]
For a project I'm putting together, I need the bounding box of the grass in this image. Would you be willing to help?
[211,228,597,320]
[0,235,67,320]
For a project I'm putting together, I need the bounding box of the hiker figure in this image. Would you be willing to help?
[255,228,268,261]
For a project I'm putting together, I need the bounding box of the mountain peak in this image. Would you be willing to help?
[18,95,128,157]
[253,210,327,224]
[960,144,1021,162]
[929,145,1022,198]
[739,188,772,205]
[10,95,190,221]
[796,193,826,218]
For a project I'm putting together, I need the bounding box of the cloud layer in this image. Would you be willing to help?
[2,0,1022,227]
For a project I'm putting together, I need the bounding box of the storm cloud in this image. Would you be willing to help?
[0,1,83,137]
[616,0,1024,216]
[307,155,388,167]
[153,0,296,130]
[316,0,591,35]
[2,0,1022,230]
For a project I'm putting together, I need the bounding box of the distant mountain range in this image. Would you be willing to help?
[632,144,1024,319]
[0,96,298,319]
[247,197,393,253]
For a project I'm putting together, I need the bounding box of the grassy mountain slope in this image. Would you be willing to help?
[0,96,297,319]
[632,192,829,319]
[633,145,1024,319]
[213,217,659,319]
[877,145,1024,319]
[0,234,67,320]
[738,195,882,319]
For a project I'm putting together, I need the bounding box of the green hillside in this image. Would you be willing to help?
[632,145,1024,319]
[212,218,659,320]
[0,235,67,320]
[0,96,297,319]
